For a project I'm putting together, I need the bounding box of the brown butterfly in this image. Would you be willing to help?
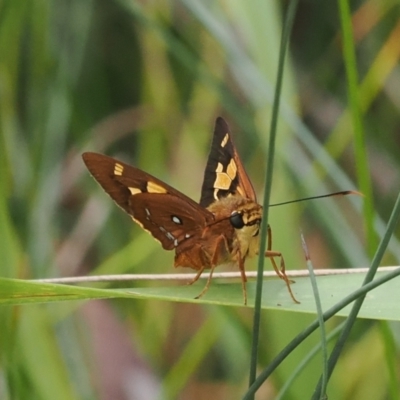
[82,117,298,305]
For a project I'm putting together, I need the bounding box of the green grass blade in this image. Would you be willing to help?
[248,1,299,393]
[338,0,376,256]
[301,234,328,399]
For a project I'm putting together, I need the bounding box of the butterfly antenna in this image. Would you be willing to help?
[269,190,362,207]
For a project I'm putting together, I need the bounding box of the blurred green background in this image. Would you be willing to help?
[1,1,400,399]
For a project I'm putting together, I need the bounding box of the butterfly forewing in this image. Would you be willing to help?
[200,117,257,208]
[82,152,214,250]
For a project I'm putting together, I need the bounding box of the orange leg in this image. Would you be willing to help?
[193,234,229,301]
[237,252,248,306]
[186,236,248,305]
[265,225,300,304]
[194,263,217,300]
[187,265,206,286]
[195,235,228,299]
[207,237,248,305]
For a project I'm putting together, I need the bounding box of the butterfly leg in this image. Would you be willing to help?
[187,264,206,286]
[236,252,248,306]
[265,225,300,304]
[194,234,228,301]
[183,241,221,289]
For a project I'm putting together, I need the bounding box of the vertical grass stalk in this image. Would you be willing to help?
[247,0,299,395]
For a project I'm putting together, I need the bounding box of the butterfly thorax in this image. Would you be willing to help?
[207,195,262,262]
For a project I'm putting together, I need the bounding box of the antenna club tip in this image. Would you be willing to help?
[343,190,364,197]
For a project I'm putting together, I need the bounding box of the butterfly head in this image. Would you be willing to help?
[207,195,262,258]
[229,203,261,236]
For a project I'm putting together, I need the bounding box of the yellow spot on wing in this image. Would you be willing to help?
[114,163,124,176]
[226,158,237,180]
[221,133,229,148]
[129,187,142,195]
[214,172,232,190]
[213,160,237,190]
[147,181,167,194]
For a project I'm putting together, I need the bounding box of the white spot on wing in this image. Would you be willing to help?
[159,226,175,242]
[166,232,175,241]
[171,216,182,224]
[213,188,219,200]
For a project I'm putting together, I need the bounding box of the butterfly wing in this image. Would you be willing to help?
[82,152,214,250]
[200,117,257,208]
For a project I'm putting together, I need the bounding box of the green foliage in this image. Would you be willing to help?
[1,1,400,399]
[2,269,400,321]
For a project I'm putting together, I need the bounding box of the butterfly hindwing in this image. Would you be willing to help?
[200,117,257,208]
[82,152,214,250]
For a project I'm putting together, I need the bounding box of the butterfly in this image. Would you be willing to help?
[82,117,298,305]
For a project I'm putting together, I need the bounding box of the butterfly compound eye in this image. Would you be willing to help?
[230,211,245,229]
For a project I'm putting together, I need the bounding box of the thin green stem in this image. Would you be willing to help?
[301,234,328,399]
[338,0,376,255]
[248,0,299,395]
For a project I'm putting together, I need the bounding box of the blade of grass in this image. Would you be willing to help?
[301,233,328,399]
[248,0,299,394]
[338,0,376,256]
[3,269,400,318]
